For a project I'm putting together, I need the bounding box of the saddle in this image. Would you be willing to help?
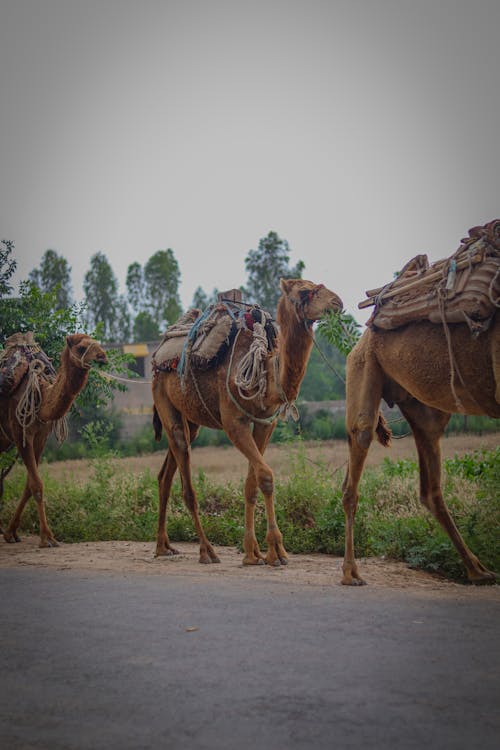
[360,219,500,335]
[0,332,56,398]
[152,294,278,375]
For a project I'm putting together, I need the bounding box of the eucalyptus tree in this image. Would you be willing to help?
[245,231,304,316]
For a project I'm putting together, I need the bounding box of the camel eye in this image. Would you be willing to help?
[76,346,86,354]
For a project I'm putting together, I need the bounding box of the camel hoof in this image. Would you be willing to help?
[242,556,265,566]
[468,571,496,586]
[40,538,59,548]
[199,552,220,564]
[341,576,367,586]
[155,546,180,557]
[4,532,21,544]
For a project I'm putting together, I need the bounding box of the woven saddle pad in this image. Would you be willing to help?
[152,306,238,373]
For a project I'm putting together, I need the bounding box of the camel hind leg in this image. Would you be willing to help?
[399,399,496,584]
[156,401,219,564]
[156,420,201,557]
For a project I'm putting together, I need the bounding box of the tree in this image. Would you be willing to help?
[191,285,219,310]
[83,252,130,342]
[0,239,16,297]
[126,261,144,317]
[29,249,73,309]
[245,231,305,316]
[132,311,160,342]
[143,249,181,330]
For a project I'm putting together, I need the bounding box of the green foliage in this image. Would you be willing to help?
[316,309,361,356]
[244,231,304,316]
[132,311,160,342]
[0,281,83,359]
[0,239,16,297]
[300,340,346,400]
[144,249,182,329]
[28,249,73,309]
[83,252,130,342]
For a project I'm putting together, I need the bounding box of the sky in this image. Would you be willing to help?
[1,0,500,325]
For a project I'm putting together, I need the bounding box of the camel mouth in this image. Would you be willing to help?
[94,355,108,366]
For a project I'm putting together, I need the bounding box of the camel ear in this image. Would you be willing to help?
[280,278,294,294]
[66,334,82,347]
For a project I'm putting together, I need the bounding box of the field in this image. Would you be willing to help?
[41,431,500,485]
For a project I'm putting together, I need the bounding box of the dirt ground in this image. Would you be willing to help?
[2,433,498,597]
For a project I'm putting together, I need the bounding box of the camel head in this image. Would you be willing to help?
[279,278,343,324]
[65,333,108,370]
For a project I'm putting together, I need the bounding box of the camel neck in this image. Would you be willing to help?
[38,349,89,422]
[276,300,313,402]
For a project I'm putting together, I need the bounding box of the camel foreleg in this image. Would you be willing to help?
[341,346,388,584]
[225,419,287,567]
[5,442,58,547]
[155,449,181,557]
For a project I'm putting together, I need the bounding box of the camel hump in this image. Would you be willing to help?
[0,333,55,398]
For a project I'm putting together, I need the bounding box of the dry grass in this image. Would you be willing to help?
[35,432,500,486]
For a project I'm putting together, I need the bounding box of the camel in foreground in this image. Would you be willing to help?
[152,279,342,566]
[341,314,499,585]
[0,333,107,547]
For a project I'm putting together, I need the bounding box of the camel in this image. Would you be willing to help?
[341,313,499,585]
[152,278,342,566]
[0,333,107,547]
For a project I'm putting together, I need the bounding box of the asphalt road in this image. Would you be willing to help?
[1,568,499,750]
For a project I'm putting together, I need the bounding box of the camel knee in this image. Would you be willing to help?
[257,467,274,496]
[171,425,188,451]
[354,428,373,451]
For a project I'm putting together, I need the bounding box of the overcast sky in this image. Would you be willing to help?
[1,0,499,324]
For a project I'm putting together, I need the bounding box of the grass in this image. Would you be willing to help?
[1,442,498,582]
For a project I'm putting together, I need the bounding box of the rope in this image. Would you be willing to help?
[15,360,45,446]
[233,322,269,407]
[225,331,282,425]
[96,370,152,385]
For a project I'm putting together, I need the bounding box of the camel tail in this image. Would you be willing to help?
[375,412,392,447]
[153,406,163,442]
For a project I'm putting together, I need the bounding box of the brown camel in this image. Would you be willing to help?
[0,333,107,547]
[341,313,499,585]
[152,278,342,566]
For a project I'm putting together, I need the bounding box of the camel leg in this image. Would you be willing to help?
[399,400,496,584]
[241,422,276,565]
[155,422,200,557]
[224,420,287,567]
[158,405,219,564]
[155,449,180,557]
[341,353,385,585]
[5,441,58,547]
[3,479,30,543]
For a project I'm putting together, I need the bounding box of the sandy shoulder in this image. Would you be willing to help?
[1,536,499,601]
